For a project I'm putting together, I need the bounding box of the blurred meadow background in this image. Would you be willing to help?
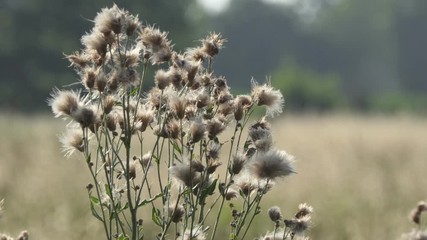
[1,0,427,239]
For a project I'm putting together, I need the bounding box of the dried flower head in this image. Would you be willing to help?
[248,117,272,145]
[207,142,221,160]
[81,30,108,56]
[134,103,155,132]
[235,172,257,196]
[123,11,140,36]
[169,204,185,223]
[411,201,427,225]
[225,188,239,201]
[234,95,252,121]
[71,105,100,129]
[140,151,152,169]
[202,32,225,57]
[154,69,172,90]
[65,51,89,69]
[189,119,206,144]
[48,89,81,118]
[207,118,226,139]
[139,25,172,64]
[231,153,247,175]
[170,163,202,188]
[59,127,85,157]
[169,94,186,119]
[284,216,311,235]
[206,159,222,174]
[250,149,295,180]
[94,4,124,34]
[251,78,284,117]
[295,203,313,219]
[129,160,136,179]
[80,67,96,89]
[268,206,282,222]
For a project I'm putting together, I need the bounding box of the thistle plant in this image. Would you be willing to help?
[49,5,311,240]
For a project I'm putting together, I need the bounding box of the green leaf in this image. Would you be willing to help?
[152,154,160,164]
[199,179,218,204]
[105,184,112,198]
[138,193,163,207]
[151,207,163,227]
[206,178,218,196]
[89,200,103,222]
[90,196,100,205]
[118,234,129,240]
[171,140,182,154]
[129,87,139,97]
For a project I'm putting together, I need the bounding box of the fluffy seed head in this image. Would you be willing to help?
[250,150,295,180]
[71,105,99,129]
[207,118,226,139]
[154,69,172,90]
[169,204,185,223]
[189,120,206,144]
[169,95,186,119]
[134,104,155,132]
[202,32,225,57]
[225,189,239,201]
[284,216,311,235]
[411,201,427,225]
[268,206,282,222]
[206,159,222,174]
[139,26,172,64]
[249,118,271,143]
[123,12,140,36]
[251,79,284,117]
[81,31,108,56]
[94,4,124,34]
[81,67,96,89]
[169,163,202,188]
[129,160,136,179]
[235,173,257,197]
[231,153,247,175]
[295,203,313,219]
[60,128,85,157]
[140,152,152,168]
[49,90,81,118]
[65,51,89,69]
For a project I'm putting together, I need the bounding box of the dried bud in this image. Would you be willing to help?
[268,206,282,222]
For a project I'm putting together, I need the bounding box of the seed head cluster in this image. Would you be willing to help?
[49,4,304,240]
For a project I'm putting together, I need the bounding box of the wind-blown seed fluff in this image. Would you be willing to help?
[250,149,295,180]
[251,79,284,117]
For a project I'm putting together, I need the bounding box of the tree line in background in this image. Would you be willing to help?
[1,0,427,113]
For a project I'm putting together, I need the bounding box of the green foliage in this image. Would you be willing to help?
[368,93,427,114]
[272,62,347,112]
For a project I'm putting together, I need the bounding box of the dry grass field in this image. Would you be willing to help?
[1,113,426,239]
